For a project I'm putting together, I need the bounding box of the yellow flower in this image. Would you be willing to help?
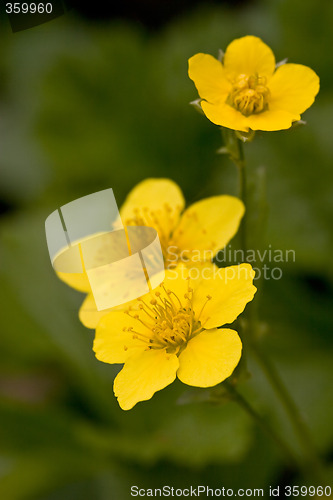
[93,264,256,410]
[189,35,320,132]
[57,178,244,329]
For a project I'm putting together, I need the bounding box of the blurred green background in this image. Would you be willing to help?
[0,0,332,498]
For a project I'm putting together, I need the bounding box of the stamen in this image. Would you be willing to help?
[125,207,171,257]
[137,297,158,319]
[136,316,154,330]
[128,281,204,353]
[197,295,212,321]
[190,325,204,337]
[131,331,149,342]
[168,291,183,308]
[227,73,270,116]
[138,301,156,321]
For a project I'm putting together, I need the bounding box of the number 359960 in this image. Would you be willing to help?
[6,3,53,14]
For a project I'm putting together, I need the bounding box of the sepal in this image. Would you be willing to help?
[189,98,205,115]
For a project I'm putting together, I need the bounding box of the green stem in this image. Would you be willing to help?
[224,381,297,468]
[235,140,247,253]
[223,129,324,483]
[221,129,247,252]
[235,139,246,199]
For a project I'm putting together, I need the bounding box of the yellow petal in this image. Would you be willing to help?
[79,293,114,329]
[93,311,146,364]
[201,88,301,132]
[246,107,299,131]
[201,100,249,131]
[120,178,185,239]
[192,263,256,329]
[56,271,91,293]
[163,263,222,300]
[268,63,320,115]
[177,328,242,387]
[202,98,300,132]
[188,53,231,102]
[162,265,192,297]
[173,196,244,259]
[223,36,275,79]
[56,232,128,294]
[114,349,179,410]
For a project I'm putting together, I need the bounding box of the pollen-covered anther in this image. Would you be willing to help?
[227,73,270,116]
[129,287,202,352]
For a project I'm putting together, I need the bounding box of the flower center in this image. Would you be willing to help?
[124,204,177,259]
[124,281,212,355]
[124,204,186,268]
[226,74,270,116]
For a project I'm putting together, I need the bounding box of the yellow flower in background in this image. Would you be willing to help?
[94,264,256,410]
[189,35,320,132]
[121,178,244,266]
[58,178,244,329]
